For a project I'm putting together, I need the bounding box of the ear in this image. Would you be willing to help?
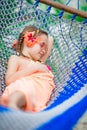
[12,40,18,49]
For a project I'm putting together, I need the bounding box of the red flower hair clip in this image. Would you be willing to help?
[24,31,40,47]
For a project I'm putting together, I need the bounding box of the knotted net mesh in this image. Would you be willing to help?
[0,0,87,106]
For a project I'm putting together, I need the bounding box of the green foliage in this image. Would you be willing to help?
[26,0,34,4]
[27,0,87,22]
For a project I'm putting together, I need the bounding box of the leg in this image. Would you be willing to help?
[0,90,34,111]
[8,91,26,110]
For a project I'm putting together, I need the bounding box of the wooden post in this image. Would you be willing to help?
[39,0,87,18]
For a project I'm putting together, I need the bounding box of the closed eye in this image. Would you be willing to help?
[40,42,46,48]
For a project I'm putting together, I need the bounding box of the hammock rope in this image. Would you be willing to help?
[0,0,87,130]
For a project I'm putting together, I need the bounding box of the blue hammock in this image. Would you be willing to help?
[0,0,87,130]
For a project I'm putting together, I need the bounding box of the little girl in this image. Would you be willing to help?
[0,25,55,112]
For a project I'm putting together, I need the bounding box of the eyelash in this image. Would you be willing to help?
[40,42,45,47]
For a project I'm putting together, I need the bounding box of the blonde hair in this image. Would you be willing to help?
[16,25,48,56]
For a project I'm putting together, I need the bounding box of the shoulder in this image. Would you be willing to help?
[9,55,18,59]
[8,55,19,63]
[6,55,19,69]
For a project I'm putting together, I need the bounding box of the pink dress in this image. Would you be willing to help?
[2,60,55,112]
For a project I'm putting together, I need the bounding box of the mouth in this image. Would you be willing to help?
[39,52,45,57]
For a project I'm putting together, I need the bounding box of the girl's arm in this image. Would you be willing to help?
[5,55,48,85]
[40,36,53,63]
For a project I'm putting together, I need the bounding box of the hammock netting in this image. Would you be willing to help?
[0,0,87,130]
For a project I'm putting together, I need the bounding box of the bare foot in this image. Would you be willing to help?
[0,97,22,110]
[8,102,19,110]
[0,97,9,107]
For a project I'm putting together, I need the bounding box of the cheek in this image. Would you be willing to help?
[31,44,41,53]
[43,45,48,53]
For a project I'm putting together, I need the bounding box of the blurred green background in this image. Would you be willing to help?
[27,0,87,22]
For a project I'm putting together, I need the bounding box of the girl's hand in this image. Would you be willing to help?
[40,36,54,63]
[48,36,53,45]
[34,62,49,72]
